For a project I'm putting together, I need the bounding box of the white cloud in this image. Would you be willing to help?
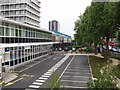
[40,0,92,37]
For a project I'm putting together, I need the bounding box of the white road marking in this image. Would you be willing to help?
[29,85,40,88]
[65,54,88,56]
[42,75,50,78]
[61,80,87,83]
[39,77,48,80]
[57,56,75,82]
[60,85,88,88]
[46,72,51,74]
[44,73,51,76]
[64,72,91,74]
[33,82,43,85]
[67,69,90,71]
[62,75,89,78]
[48,69,54,72]
[28,55,70,88]
[36,80,45,83]
[19,55,54,72]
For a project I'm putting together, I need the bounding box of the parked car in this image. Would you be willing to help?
[58,47,62,51]
[111,48,118,52]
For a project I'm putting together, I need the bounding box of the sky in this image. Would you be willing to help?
[40,0,92,38]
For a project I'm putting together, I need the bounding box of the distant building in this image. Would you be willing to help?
[49,20,59,31]
[0,0,41,28]
[51,30,72,49]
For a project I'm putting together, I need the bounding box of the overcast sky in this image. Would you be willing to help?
[40,0,92,37]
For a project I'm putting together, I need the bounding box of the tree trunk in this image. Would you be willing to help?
[94,44,98,54]
[104,36,110,60]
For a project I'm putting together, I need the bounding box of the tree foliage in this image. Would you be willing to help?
[74,2,120,59]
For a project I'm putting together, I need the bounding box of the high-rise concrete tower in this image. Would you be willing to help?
[49,20,59,31]
[0,0,41,27]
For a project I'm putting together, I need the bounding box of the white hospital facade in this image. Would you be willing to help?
[0,0,72,70]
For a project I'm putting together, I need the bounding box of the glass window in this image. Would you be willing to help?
[5,22,9,26]
[26,31,28,37]
[11,28,14,36]
[21,30,25,37]
[15,29,18,37]
[0,27,4,36]
[19,30,22,37]
[5,28,10,36]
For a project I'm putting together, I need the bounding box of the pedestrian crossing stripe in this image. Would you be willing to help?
[29,85,40,88]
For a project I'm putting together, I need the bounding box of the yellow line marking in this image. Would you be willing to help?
[14,73,19,75]
[22,74,35,77]
[30,75,35,77]
[5,78,23,87]
[0,81,5,85]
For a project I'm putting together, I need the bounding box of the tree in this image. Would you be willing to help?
[74,2,119,59]
[101,2,118,59]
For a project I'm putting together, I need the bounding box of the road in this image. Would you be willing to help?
[2,52,92,89]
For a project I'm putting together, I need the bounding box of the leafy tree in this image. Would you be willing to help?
[74,2,119,59]
[101,2,118,59]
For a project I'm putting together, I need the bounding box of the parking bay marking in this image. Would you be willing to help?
[60,85,88,88]
[62,75,89,78]
[64,72,91,75]
[61,80,87,83]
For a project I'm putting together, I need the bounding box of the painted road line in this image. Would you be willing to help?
[39,77,48,80]
[29,85,40,88]
[60,85,88,88]
[49,68,55,71]
[65,69,90,72]
[46,72,51,74]
[0,81,5,85]
[42,75,50,78]
[64,72,91,74]
[19,55,54,72]
[46,72,52,74]
[36,80,45,83]
[56,56,75,83]
[5,78,23,87]
[61,80,87,83]
[62,75,89,78]
[28,55,70,88]
[67,69,90,71]
[44,73,51,76]
[33,82,43,85]
[65,54,88,56]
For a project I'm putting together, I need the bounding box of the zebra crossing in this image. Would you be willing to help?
[26,55,70,89]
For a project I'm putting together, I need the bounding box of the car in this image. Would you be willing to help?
[64,47,69,51]
[117,49,120,53]
[111,48,118,52]
[58,47,62,51]
[72,47,76,51]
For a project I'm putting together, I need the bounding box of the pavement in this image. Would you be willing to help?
[2,72,17,83]
[89,53,120,65]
